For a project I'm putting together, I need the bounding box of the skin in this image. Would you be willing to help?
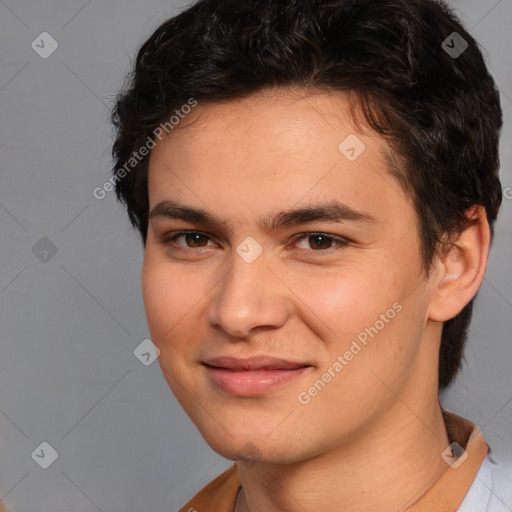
[142,87,490,511]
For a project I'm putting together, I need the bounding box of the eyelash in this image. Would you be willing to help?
[161,231,350,255]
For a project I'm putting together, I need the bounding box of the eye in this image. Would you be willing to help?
[291,233,350,252]
[161,230,350,254]
[162,231,216,249]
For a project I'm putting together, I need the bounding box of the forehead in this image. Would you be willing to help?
[147,87,410,223]
[154,88,377,150]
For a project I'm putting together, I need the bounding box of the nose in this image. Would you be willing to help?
[206,246,291,339]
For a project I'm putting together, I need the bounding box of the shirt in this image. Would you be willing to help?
[178,409,512,511]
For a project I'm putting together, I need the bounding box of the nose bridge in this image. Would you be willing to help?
[207,243,289,338]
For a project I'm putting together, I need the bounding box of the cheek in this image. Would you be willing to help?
[141,255,165,334]
[141,254,207,395]
[286,257,423,382]
[141,252,193,341]
[287,263,399,341]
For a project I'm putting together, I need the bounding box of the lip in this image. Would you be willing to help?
[204,356,309,371]
[203,356,312,396]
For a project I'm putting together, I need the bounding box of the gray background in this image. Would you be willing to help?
[0,1,511,511]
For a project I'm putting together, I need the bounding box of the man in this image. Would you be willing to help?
[111,0,511,509]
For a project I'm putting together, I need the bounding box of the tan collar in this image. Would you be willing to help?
[401,409,489,510]
[179,409,488,512]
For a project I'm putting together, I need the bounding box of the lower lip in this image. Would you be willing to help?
[204,365,310,396]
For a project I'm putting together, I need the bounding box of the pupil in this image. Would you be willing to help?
[311,235,330,250]
[188,233,205,246]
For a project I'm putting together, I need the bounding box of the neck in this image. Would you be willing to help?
[235,398,450,512]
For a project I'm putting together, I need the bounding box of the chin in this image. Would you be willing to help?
[197,423,310,466]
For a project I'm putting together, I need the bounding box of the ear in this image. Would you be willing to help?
[428,206,491,322]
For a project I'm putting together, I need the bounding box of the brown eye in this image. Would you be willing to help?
[308,234,334,250]
[163,231,215,248]
[293,233,349,252]
[182,233,209,247]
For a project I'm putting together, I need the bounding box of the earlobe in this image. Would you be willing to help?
[428,207,490,322]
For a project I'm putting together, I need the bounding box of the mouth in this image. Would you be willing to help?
[202,356,312,396]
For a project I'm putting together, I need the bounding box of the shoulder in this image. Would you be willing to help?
[458,448,512,511]
[178,463,240,512]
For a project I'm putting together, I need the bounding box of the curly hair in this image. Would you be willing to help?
[111,0,503,390]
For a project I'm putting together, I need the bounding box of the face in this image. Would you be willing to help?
[142,88,440,464]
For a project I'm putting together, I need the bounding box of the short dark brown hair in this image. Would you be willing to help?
[111,0,503,390]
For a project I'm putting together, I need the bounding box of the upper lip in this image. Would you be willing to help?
[203,356,310,371]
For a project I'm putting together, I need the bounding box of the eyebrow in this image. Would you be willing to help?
[149,199,377,233]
